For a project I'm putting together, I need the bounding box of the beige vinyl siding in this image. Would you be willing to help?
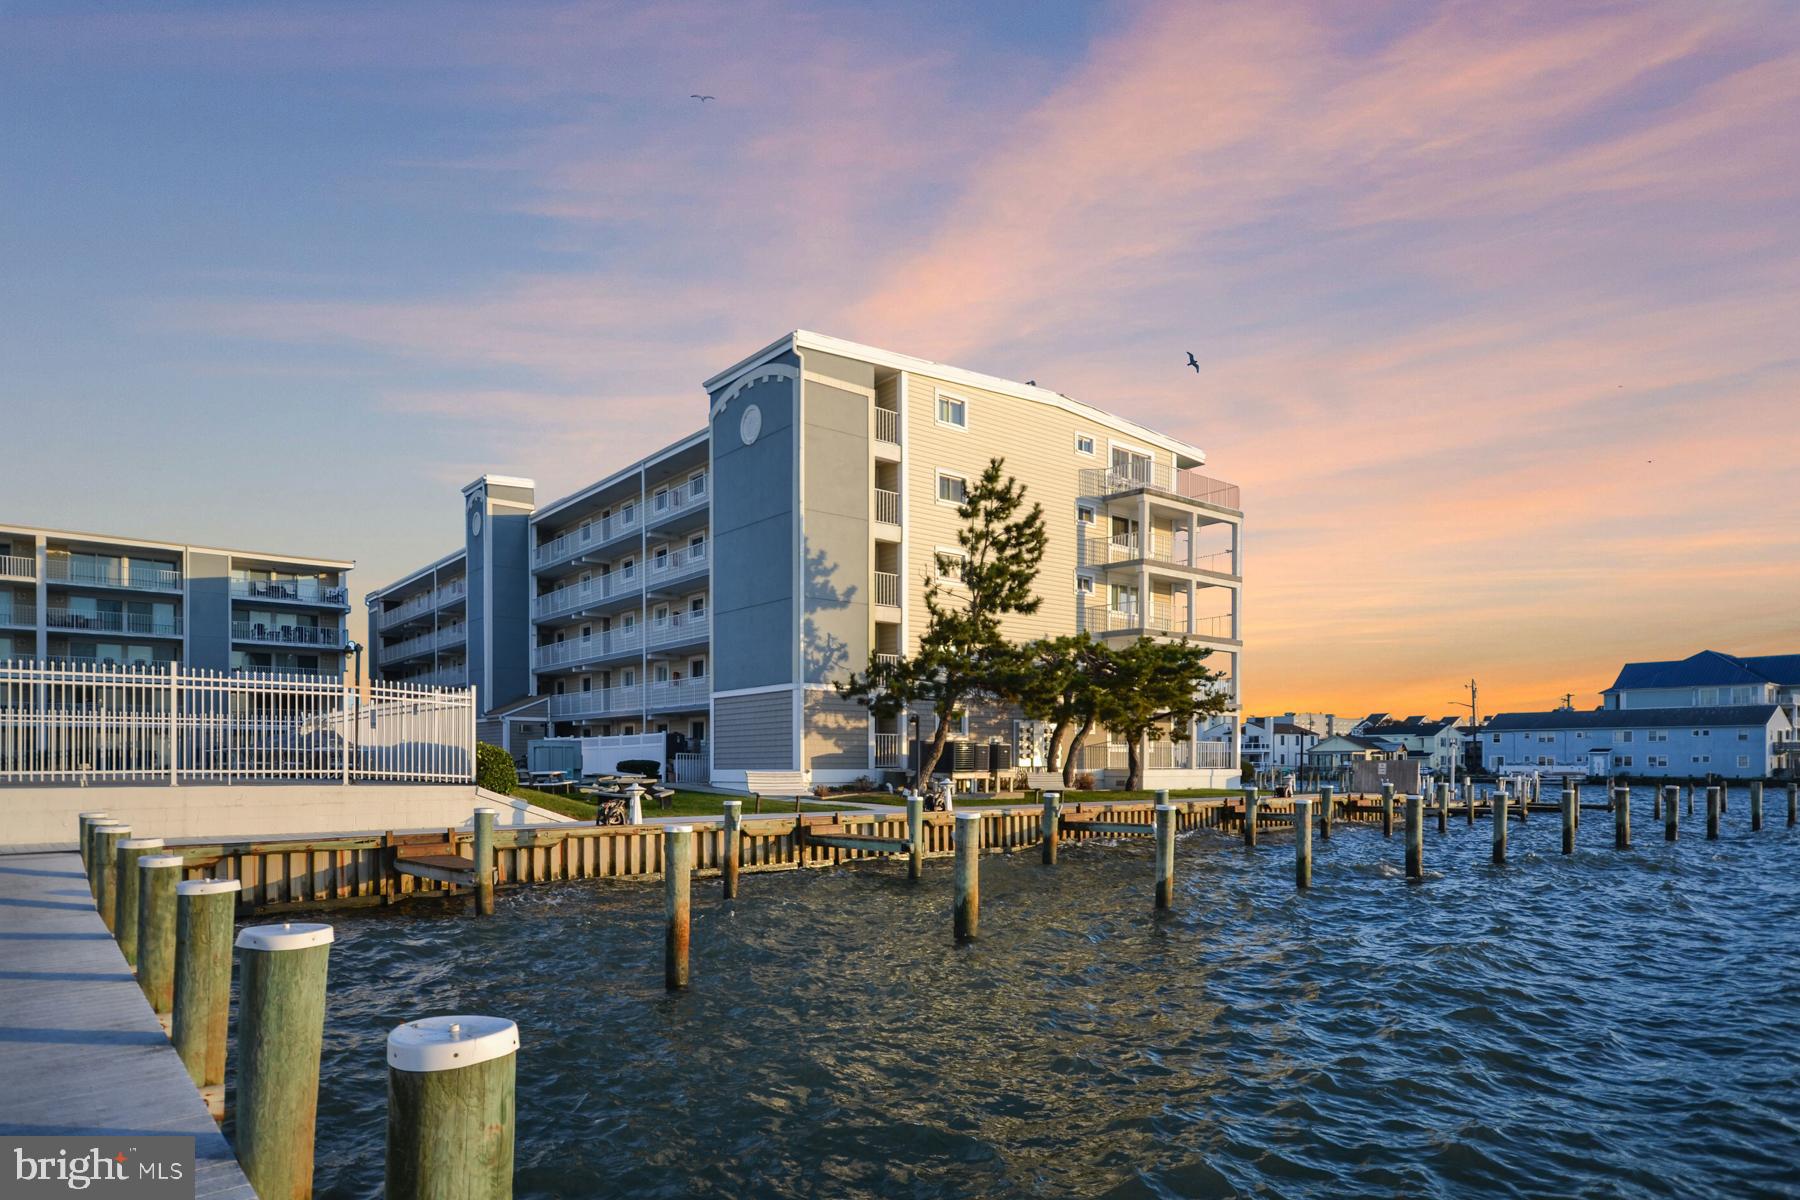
[903,372,1147,651]
[805,690,870,769]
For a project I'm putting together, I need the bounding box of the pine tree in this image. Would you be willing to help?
[1096,637,1231,790]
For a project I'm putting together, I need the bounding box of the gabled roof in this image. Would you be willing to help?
[1313,734,1397,752]
[1742,654,1800,687]
[1271,722,1314,736]
[1605,650,1789,692]
[1487,705,1783,732]
[1363,717,1459,737]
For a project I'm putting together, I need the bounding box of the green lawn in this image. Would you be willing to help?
[513,786,847,821]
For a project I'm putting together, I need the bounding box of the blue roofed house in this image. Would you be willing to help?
[1487,650,1799,779]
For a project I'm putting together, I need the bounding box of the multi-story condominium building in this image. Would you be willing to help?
[365,476,535,714]
[1485,706,1793,779]
[0,523,352,675]
[371,331,1246,788]
[1603,649,1800,733]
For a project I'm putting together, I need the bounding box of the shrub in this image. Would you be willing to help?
[476,742,517,795]
[1073,772,1096,791]
[618,758,662,779]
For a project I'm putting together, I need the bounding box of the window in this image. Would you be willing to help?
[690,658,706,678]
[1614,755,1632,768]
[655,663,671,684]
[936,392,968,429]
[1737,731,1749,741]
[935,548,967,581]
[1077,505,1095,525]
[936,472,968,505]
[1649,730,1668,742]
[689,473,707,498]
[1619,730,1632,743]
[1076,576,1095,595]
[1692,754,1710,765]
[1075,433,1096,456]
[1736,755,1749,768]
[654,546,669,566]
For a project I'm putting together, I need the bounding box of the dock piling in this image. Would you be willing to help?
[1040,791,1059,867]
[92,823,131,935]
[1664,785,1678,842]
[1295,799,1313,890]
[1154,804,1176,909]
[135,854,183,1016]
[75,811,108,882]
[1493,790,1509,865]
[1241,787,1258,849]
[907,793,925,880]
[1706,787,1720,840]
[473,807,497,916]
[1319,784,1334,840]
[664,825,693,990]
[722,800,743,897]
[1788,782,1797,828]
[1435,782,1449,834]
[173,879,241,1103]
[954,812,980,942]
[1562,786,1576,855]
[234,922,334,1200]
[1381,783,1395,837]
[1404,795,1423,881]
[113,837,165,966]
[1467,781,1476,826]
[385,1016,519,1200]
[1750,781,1763,832]
[1613,786,1631,850]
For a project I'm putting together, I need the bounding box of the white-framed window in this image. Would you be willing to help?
[1737,755,1749,768]
[654,487,670,512]
[1076,575,1095,596]
[1077,505,1095,525]
[1614,755,1632,768]
[1648,755,1668,768]
[1737,731,1749,741]
[936,471,969,505]
[1649,730,1668,742]
[1075,433,1096,456]
[1692,754,1709,764]
[1619,730,1632,743]
[934,547,968,581]
[689,473,707,497]
[690,657,706,678]
[935,391,969,429]
[655,663,671,683]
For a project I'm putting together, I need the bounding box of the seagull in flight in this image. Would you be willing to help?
[691,94,716,102]
[1186,352,1200,373]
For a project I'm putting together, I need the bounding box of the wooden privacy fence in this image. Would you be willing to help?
[0,659,476,784]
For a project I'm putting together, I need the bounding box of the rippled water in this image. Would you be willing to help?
[267,785,1798,1198]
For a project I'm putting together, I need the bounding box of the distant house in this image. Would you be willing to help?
[1605,649,1800,735]
[1354,715,1465,772]
[1485,705,1793,779]
[1307,734,1403,770]
[1238,717,1320,771]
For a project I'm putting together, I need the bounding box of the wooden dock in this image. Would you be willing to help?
[0,851,255,1199]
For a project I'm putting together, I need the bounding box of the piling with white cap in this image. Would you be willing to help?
[906,793,925,881]
[954,811,980,942]
[172,878,241,1099]
[1040,791,1059,866]
[1295,799,1313,890]
[113,837,165,966]
[1153,804,1176,909]
[92,823,131,935]
[234,922,334,1199]
[664,825,693,990]
[385,1015,519,1200]
[135,854,184,1015]
[473,807,497,916]
[625,782,644,826]
[721,800,743,898]
[76,811,108,880]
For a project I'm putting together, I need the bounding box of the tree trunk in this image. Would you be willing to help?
[1045,716,1071,773]
[915,713,954,790]
[1063,714,1094,788]
[1127,735,1143,792]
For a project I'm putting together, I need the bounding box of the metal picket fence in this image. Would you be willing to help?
[0,659,475,785]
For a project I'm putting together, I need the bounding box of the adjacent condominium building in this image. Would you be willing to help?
[370,331,1246,788]
[0,523,352,675]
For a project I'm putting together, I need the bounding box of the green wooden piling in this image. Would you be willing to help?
[473,807,497,916]
[1435,782,1449,834]
[173,879,240,1094]
[234,922,334,1200]
[1295,799,1313,890]
[1664,785,1678,842]
[1493,790,1509,865]
[76,811,108,882]
[1706,786,1720,840]
[1241,787,1258,849]
[1153,805,1176,910]
[1404,795,1422,882]
[113,838,165,967]
[954,812,980,942]
[1319,784,1334,840]
[1750,781,1763,832]
[385,1016,519,1200]
[135,854,183,1015]
[664,826,692,990]
[1039,791,1058,867]
[722,800,743,897]
[93,824,131,936]
[1562,786,1577,855]
[1613,785,1631,850]
[906,794,925,881]
[1381,783,1395,837]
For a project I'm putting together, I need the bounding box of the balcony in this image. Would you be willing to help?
[874,407,899,445]
[645,541,708,588]
[874,731,904,767]
[0,555,35,581]
[535,507,641,569]
[435,578,467,608]
[231,579,350,607]
[647,609,709,649]
[532,567,640,621]
[1081,606,1235,642]
[532,624,644,670]
[383,629,436,662]
[1078,466,1241,512]
[0,603,33,628]
[46,558,183,592]
[875,571,901,608]
[548,683,642,719]
[436,622,467,647]
[646,676,710,711]
[874,488,900,525]
[231,622,344,648]
[1082,534,1237,577]
[378,591,435,629]
[45,609,180,637]
[647,478,707,527]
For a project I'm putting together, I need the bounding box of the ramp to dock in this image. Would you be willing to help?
[0,851,255,1199]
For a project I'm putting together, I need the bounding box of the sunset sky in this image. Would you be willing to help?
[4,0,1797,717]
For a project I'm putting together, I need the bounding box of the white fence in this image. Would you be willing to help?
[0,659,475,785]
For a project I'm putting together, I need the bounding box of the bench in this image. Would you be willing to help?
[393,840,476,886]
[1024,771,1066,794]
[743,770,813,815]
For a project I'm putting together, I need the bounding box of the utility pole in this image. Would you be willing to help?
[1560,692,1574,711]
[1448,679,1478,781]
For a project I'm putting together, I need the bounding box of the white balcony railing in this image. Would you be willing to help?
[230,579,350,607]
[646,676,710,710]
[646,541,708,585]
[46,558,183,592]
[231,622,344,647]
[1082,606,1234,640]
[1081,535,1237,576]
[874,488,900,525]
[1075,738,1237,772]
[875,407,899,444]
[46,609,180,637]
[874,652,901,668]
[547,683,642,719]
[383,629,436,662]
[0,555,36,581]
[874,731,904,766]
[647,610,708,648]
[1078,466,1241,510]
[648,477,707,526]
[0,603,34,627]
[532,567,640,620]
[378,591,435,629]
[875,571,901,608]
[435,578,467,607]
[436,623,467,647]
[535,505,642,568]
[532,624,644,669]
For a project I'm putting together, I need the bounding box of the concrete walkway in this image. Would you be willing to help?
[0,852,255,1199]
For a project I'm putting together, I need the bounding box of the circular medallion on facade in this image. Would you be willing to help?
[739,403,763,446]
[468,502,484,538]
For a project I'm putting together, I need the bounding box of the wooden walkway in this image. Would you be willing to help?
[0,851,255,1199]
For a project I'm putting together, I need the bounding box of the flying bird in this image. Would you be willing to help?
[691,94,716,102]
[1186,352,1200,373]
